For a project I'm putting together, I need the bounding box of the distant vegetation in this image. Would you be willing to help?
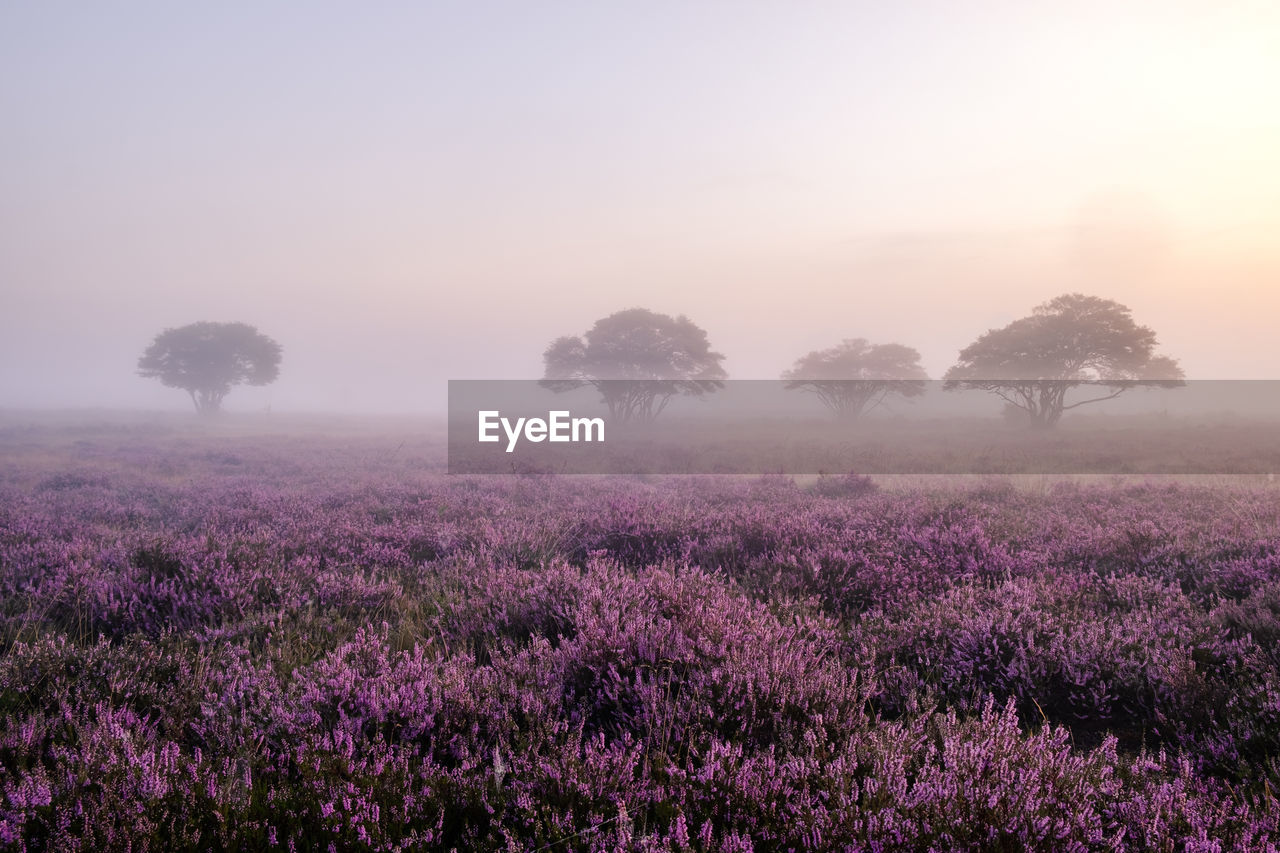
[132,297,1186,431]
[782,338,928,420]
[945,293,1184,428]
[531,296,1183,431]
[541,308,726,423]
[137,321,281,415]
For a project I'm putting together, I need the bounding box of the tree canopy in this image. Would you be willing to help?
[138,321,282,414]
[944,294,1183,427]
[783,339,927,420]
[541,308,726,423]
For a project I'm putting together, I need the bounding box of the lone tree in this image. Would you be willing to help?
[944,293,1183,428]
[783,339,927,420]
[138,321,282,415]
[541,308,726,423]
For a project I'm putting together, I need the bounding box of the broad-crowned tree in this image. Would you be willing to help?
[138,321,281,414]
[541,308,725,423]
[783,339,927,420]
[944,294,1183,427]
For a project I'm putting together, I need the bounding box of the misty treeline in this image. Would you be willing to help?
[541,295,1184,428]
[136,294,1183,427]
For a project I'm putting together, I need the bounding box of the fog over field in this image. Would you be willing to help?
[3,2,1279,414]
[7,7,1280,848]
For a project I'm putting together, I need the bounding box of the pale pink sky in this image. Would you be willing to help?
[2,2,1277,411]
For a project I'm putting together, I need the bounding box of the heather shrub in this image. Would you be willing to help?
[1215,580,1280,667]
[1,437,1279,850]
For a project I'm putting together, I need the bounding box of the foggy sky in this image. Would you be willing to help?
[3,2,1278,413]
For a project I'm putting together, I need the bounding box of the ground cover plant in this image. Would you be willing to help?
[1,421,1278,850]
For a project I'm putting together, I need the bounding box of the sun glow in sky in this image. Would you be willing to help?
[1,2,1277,411]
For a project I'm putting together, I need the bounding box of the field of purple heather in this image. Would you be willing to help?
[2,420,1280,851]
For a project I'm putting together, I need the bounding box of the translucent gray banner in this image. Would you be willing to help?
[448,380,1280,474]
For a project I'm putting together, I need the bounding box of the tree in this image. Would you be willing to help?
[783,339,927,420]
[541,308,726,423]
[943,293,1183,428]
[138,321,282,414]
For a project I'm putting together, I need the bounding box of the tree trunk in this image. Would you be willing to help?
[194,389,222,415]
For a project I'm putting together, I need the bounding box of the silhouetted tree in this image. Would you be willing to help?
[541,308,726,423]
[138,321,282,415]
[783,339,927,420]
[944,294,1183,428]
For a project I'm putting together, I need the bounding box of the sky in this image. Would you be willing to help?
[2,1,1278,412]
